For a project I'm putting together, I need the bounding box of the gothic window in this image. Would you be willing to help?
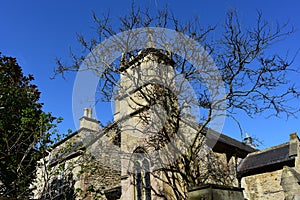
[133,148,151,200]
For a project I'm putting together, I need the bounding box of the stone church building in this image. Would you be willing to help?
[34,49,300,200]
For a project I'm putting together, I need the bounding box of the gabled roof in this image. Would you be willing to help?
[49,115,257,167]
[238,142,295,177]
[206,129,257,158]
[48,123,119,166]
[179,118,257,158]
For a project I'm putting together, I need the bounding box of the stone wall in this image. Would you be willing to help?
[281,166,300,200]
[33,121,121,200]
[68,126,121,200]
[188,184,244,200]
[77,160,121,200]
[241,169,284,200]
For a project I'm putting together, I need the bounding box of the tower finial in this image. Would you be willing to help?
[243,132,255,148]
[245,132,250,138]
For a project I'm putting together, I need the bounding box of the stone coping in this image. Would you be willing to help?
[188,184,244,192]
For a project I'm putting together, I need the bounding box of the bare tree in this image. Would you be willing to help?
[53,3,299,199]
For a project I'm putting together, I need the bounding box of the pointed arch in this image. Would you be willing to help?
[132,147,152,200]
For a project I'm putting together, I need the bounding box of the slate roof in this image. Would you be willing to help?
[238,142,295,177]
[204,128,257,158]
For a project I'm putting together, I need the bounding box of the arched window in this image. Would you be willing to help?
[133,148,151,200]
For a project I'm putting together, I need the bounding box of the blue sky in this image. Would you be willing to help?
[1,0,300,148]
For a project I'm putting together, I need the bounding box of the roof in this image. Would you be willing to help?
[238,142,295,177]
[49,115,256,167]
[179,118,257,158]
[47,123,119,166]
[206,129,257,158]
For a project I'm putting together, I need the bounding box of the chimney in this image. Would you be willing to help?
[79,108,99,131]
[84,108,93,118]
[289,133,299,157]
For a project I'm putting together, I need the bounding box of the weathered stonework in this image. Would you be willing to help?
[33,110,121,200]
[242,170,284,200]
[239,133,300,200]
[188,184,244,200]
[281,166,300,200]
[33,49,300,200]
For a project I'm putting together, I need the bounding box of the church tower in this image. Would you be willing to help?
[115,48,177,199]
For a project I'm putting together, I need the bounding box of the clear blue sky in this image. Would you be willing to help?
[1,0,300,148]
